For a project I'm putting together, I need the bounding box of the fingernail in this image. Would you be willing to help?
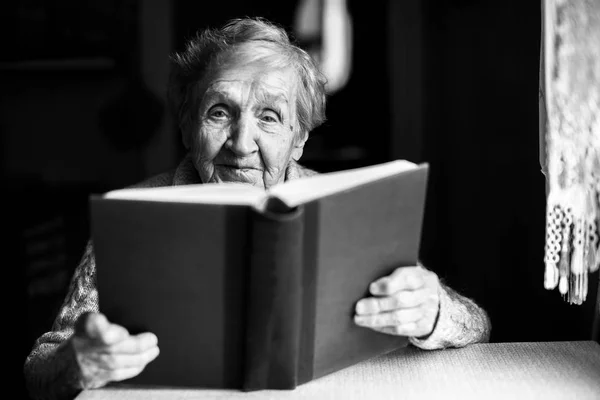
[369,282,378,293]
[371,280,386,294]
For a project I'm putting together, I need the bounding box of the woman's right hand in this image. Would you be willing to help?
[71,312,160,389]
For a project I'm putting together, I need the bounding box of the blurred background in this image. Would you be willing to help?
[2,0,598,398]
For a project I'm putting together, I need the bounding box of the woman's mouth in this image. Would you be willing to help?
[215,165,262,182]
[219,165,257,172]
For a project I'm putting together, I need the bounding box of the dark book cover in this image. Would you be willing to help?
[92,200,250,388]
[90,162,429,390]
[243,165,428,390]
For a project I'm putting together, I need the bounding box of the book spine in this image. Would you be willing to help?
[242,205,305,391]
[297,202,319,385]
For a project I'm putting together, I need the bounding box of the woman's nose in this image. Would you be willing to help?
[227,114,259,156]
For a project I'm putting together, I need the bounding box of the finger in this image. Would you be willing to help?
[372,322,417,336]
[372,316,436,337]
[76,313,130,345]
[369,266,425,296]
[96,346,160,370]
[354,307,424,328]
[107,366,146,383]
[109,333,158,354]
[356,286,435,315]
[75,312,109,339]
[97,322,130,346]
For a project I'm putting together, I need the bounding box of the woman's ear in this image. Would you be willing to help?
[291,130,309,161]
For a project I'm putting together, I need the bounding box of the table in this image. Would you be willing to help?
[76,340,600,400]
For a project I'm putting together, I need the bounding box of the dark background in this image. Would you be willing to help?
[2,1,598,399]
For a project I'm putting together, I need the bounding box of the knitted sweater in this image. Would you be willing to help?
[23,154,491,400]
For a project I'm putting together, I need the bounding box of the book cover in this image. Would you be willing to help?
[90,160,429,390]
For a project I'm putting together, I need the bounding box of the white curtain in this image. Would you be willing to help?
[540,0,600,306]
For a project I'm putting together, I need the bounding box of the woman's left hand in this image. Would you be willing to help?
[354,265,440,338]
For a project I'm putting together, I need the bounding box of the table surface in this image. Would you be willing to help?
[76,340,600,400]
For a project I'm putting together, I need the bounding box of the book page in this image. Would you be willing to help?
[104,182,266,206]
[102,160,419,208]
[267,159,419,208]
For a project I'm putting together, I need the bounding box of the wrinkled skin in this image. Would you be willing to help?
[71,312,159,389]
[186,58,307,190]
[354,265,441,338]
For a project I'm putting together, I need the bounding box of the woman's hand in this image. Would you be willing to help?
[71,312,160,389]
[354,265,440,338]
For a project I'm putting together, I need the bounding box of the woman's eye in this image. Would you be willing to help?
[260,110,280,123]
[208,106,229,120]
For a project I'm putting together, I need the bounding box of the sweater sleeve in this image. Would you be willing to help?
[23,241,100,400]
[23,168,178,400]
[408,282,491,350]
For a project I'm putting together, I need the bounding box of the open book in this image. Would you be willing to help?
[90,159,429,390]
[104,159,419,210]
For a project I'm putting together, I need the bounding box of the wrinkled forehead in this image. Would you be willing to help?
[200,42,299,103]
[205,70,294,101]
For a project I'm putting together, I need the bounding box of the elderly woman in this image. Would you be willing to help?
[23,17,491,400]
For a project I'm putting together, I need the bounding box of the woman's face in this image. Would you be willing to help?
[188,59,306,189]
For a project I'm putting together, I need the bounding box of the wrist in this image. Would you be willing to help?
[412,291,441,341]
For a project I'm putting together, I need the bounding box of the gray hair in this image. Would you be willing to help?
[168,17,327,140]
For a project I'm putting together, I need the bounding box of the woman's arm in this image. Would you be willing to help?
[409,282,491,350]
[24,242,99,400]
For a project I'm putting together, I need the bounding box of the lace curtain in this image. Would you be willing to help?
[540,0,600,306]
